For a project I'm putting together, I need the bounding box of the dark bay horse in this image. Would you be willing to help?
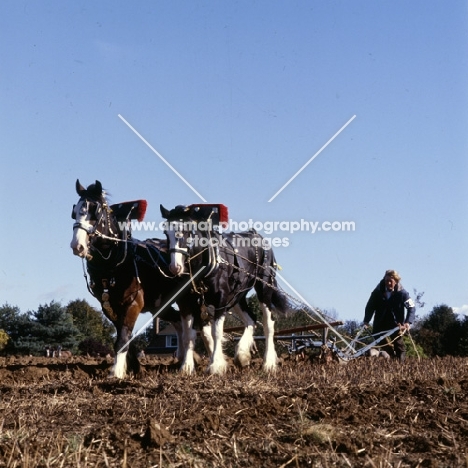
[70,180,208,378]
[160,204,289,374]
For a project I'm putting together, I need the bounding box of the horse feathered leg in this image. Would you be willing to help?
[113,351,128,379]
[180,314,197,374]
[234,304,256,368]
[200,322,214,357]
[207,315,228,374]
[261,303,278,372]
[172,320,185,361]
[111,322,135,379]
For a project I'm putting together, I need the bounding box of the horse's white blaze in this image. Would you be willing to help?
[70,226,90,257]
[208,315,227,375]
[165,229,186,276]
[113,351,128,379]
[70,199,92,257]
[261,304,278,372]
[180,314,197,374]
[235,308,256,368]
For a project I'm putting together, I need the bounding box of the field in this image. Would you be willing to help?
[0,354,467,467]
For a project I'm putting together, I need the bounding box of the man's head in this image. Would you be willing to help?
[384,269,401,291]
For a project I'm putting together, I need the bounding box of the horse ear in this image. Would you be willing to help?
[94,180,103,194]
[87,180,103,199]
[76,179,86,196]
[160,204,170,219]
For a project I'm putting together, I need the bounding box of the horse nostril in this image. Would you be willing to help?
[170,263,182,275]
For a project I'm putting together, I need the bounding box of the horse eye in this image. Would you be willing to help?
[71,205,76,219]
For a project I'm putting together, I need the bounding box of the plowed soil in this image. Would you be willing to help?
[0,354,467,467]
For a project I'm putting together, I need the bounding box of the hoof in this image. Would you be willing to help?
[207,362,228,375]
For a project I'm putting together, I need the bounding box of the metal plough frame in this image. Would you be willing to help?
[328,326,401,361]
[228,323,402,362]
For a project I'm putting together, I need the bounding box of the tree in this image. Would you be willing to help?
[0,303,35,353]
[78,338,113,357]
[0,300,115,356]
[130,326,153,353]
[457,315,468,356]
[413,304,460,357]
[26,301,81,355]
[413,289,426,310]
[66,299,115,349]
[0,329,9,352]
[402,335,427,359]
[338,320,361,337]
[0,303,24,340]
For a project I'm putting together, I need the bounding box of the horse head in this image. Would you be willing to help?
[160,204,195,276]
[70,179,117,258]
[160,203,228,276]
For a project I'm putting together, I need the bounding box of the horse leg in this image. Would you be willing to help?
[113,324,132,379]
[171,320,185,361]
[173,320,211,362]
[207,314,228,375]
[232,303,256,368]
[261,303,278,372]
[179,313,197,374]
[112,289,144,379]
[200,322,214,357]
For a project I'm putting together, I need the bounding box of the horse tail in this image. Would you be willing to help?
[255,246,290,314]
[270,285,289,314]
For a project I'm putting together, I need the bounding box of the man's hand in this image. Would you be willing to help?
[399,323,411,332]
[362,322,370,329]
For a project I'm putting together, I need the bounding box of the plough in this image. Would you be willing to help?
[227,322,402,362]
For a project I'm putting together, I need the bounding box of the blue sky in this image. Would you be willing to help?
[1,0,467,331]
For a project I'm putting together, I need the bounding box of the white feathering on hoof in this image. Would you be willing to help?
[207,350,227,375]
[262,304,278,373]
[113,351,128,379]
[233,306,255,368]
[180,350,196,375]
[263,353,278,373]
[180,318,197,375]
[235,324,255,368]
[207,315,227,375]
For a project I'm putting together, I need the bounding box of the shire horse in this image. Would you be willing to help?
[160,203,289,374]
[70,180,206,378]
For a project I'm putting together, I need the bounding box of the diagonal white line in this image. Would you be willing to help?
[117,267,205,354]
[118,114,207,202]
[268,114,356,202]
[275,270,351,348]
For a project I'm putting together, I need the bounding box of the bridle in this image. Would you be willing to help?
[72,197,121,259]
[164,218,235,284]
[164,221,194,257]
[72,198,103,233]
